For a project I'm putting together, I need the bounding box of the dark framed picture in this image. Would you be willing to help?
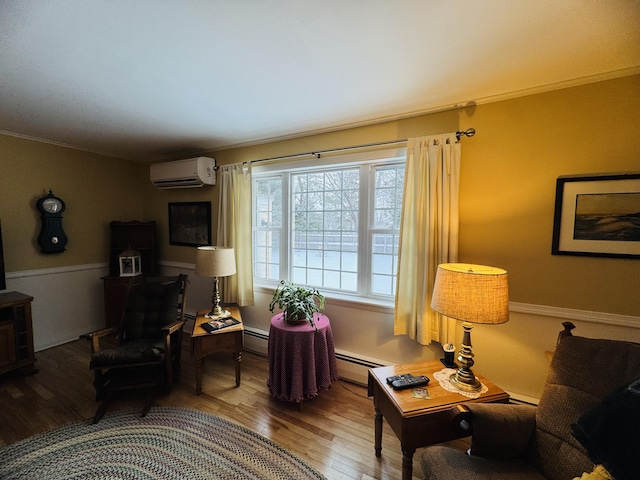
[168,202,212,247]
[552,173,640,259]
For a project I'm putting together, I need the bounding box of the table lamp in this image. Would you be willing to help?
[430,263,509,392]
[195,246,236,318]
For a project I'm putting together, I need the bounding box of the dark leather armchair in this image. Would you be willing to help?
[83,274,188,423]
[420,330,640,480]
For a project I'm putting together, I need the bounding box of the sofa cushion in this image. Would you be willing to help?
[420,445,544,480]
[571,378,640,480]
[529,336,640,480]
[90,338,165,368]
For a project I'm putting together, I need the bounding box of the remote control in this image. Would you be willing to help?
[386,374,414,385]
[391,375,430,390]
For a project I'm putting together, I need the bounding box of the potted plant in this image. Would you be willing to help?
[268,280,325,329]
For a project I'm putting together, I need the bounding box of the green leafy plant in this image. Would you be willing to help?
[268,280,325,329]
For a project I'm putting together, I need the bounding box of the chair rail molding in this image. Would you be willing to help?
[509,302,639,329]
[6,262,108,278]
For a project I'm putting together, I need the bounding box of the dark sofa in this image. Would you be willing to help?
[420,333,640,479]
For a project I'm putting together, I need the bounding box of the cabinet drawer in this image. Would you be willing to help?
[200,331,240,352]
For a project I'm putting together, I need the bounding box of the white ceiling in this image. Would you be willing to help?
[1,1,639,162]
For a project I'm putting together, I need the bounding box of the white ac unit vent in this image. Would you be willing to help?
[150,157,216,189]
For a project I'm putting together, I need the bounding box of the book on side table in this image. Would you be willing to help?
[201,316,241,333]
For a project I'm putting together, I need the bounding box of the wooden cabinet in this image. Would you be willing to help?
[0,292,37,376]
[103,221,157,329]
[108,221,157,277]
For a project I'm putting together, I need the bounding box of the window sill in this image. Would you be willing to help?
[254,284,395,315]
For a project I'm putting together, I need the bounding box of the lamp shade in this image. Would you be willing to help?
[431,263,509,324]
[195,246,236,278]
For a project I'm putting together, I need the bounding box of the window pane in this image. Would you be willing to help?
[308,250,323,268]
[341,251,357,272]
[292,267,306,284]
[255,177,282,227]
[372,274,393,296]
[341,272,357,291]
[374,165,404,229]
[370,233,399,295]
[293,249,306,267]
[325,270,340,287]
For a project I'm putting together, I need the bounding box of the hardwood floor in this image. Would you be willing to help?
[0,337,469,479]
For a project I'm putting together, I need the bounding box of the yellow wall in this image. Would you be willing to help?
[0,135,144,272]
[460,75,640,316]
[191,74,640,317]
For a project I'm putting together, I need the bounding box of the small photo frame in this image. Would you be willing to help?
[168,202,212,247]
[552,173,640,259]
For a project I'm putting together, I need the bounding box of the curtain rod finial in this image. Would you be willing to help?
[456,128,476,141]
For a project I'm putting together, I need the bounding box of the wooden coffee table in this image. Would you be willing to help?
[191,306,244,395]
[368,360,509,480]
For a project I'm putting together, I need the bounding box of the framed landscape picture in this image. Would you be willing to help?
[551,173,640,259]
[168,202,211,247]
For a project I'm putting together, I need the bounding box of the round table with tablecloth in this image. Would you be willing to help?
[267,312,339,404]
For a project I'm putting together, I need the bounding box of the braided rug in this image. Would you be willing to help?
[0,406,326,480]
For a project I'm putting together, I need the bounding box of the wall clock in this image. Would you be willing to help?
[36,190,68,254]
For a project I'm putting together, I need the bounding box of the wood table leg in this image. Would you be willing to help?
[233,351,242,387]
[374,408,383,457]
[402,448,415,480]
[195,357,204,395]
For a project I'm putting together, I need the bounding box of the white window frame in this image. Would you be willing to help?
[253,147,406,305]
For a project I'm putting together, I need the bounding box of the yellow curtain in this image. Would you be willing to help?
[217,163,254,307]
[394,134,460,345]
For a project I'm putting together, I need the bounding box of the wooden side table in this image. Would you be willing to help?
[368,360,509,480]
[190,306,243,395]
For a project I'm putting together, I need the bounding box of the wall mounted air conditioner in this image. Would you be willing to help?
[150,157,216,189]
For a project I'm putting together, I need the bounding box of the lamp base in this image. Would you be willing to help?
[205,310,231,320]
[206,276,229,319]
[448,321,482,392]
[449,370,482,392]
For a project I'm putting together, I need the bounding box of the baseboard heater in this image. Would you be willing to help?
[334,351,384,369]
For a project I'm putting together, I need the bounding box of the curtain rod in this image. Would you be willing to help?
[244,128,476,166]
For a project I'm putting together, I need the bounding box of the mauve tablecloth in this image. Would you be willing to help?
[267,312,339,403]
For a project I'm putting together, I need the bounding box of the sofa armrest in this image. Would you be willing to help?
[464,403,537,459]
[448,404,474,435]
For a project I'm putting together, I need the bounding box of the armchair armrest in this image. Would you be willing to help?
[79,327,118,354]
[463,403,537,459]
[162,320,185,336]
[161,320,186,355]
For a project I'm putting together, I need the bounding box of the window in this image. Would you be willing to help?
[253,148,405,301]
